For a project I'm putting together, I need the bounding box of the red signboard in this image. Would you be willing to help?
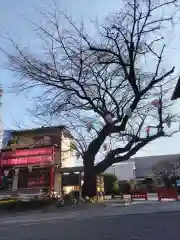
[1,147,54,166]
[1,155,53,166]
[1,147,54,159]
[28,178,49,187]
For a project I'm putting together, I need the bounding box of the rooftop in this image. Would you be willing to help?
[11,125,72,138]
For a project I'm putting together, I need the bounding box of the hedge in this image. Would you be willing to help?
[101,173,119,194]
[0,198,55,211]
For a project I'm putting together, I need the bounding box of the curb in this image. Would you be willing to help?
[102,200,180,208]
[103,202,158,207]
[71,208,180,220]
[58,209,180,222]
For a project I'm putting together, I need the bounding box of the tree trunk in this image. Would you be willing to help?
[82,156,96,198]
[82,171,96,198]
[162,176,171,188]
[81,126,111,198]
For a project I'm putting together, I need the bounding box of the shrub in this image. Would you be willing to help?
[0,198,54,211]
[119,181,131,194]
[0,200,18,210]
[101,173,119,195]
[17,198,54,210]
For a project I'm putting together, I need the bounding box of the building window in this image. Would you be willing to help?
[7,136,19,148]
[33,136,52,146]
[28,169,50,187]
[18,168,50,189]
[43,136,52,145]
[62,130,70,138]
[18,168,28,189]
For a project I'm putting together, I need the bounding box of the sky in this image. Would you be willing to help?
[0,0,180,157]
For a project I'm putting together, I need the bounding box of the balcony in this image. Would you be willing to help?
[7,136,60,150]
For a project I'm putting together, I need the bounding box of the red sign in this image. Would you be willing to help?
[1,147,54,159]
[28,178,48,187]
[1,156,53,166]
[1,147,54,166]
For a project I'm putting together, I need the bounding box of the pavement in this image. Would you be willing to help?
[104,193,180,206]
[0,200,180,239]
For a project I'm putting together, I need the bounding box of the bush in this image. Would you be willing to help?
[119,182,131,194]
[17,198,54,210]
[0,200,18,210]
[0,198,55,212]
[102,173,119,195]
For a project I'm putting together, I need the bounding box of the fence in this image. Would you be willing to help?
[131,188,178,201]
[131,191,148,201]
[157,188,178,201]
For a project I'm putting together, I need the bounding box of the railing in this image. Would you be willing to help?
[131,191,148,200]
[157,188,178,201]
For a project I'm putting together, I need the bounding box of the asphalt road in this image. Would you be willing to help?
[0,211,180,240]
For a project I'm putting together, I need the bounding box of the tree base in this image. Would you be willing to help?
[82,173,96,198]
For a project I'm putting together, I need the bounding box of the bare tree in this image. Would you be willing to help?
[152,160,180,187]
[4,0,180,196]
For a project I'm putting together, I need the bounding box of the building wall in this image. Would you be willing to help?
[61,131,75,168]
[10,129,75,168]
[132,154,180,178]
[60,131,76,194]
[105,161,136,181]
[13,133,58,166]
[105,154,180,181]
[7,128,75,195]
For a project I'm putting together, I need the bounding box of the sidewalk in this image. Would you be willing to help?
[0,203,107,225]
[0,202,105,219]
[0,201,179,225]
[102,193,180,207]
[100,199,180,216]
[0,197,180,222]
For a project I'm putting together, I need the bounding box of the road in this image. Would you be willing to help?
[0,207,180,239]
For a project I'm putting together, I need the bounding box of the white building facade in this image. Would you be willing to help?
[104,154,180,181]
[105,161,136,181]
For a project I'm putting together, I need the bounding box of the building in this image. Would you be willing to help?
[0,126,75,197]
[132,154,180,179]
[105,161,136,181]
[105,154,180,181]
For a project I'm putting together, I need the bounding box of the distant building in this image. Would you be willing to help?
[105,154,180,181]
[105,161,136,181]
[133,154,180,179]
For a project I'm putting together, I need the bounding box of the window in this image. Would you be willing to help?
[43,136,52,145]
[62,130,70,138]
[28,169,50,187]
[0,169,13,190]
[18,168,50,188]
[33,136,52,146]
[18,168,28,189]
[7,135,18,148]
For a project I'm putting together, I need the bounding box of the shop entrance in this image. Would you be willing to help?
[18,167,50,192]
[54,166,83,200]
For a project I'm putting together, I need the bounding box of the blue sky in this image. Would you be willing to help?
[0,0,180,157]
